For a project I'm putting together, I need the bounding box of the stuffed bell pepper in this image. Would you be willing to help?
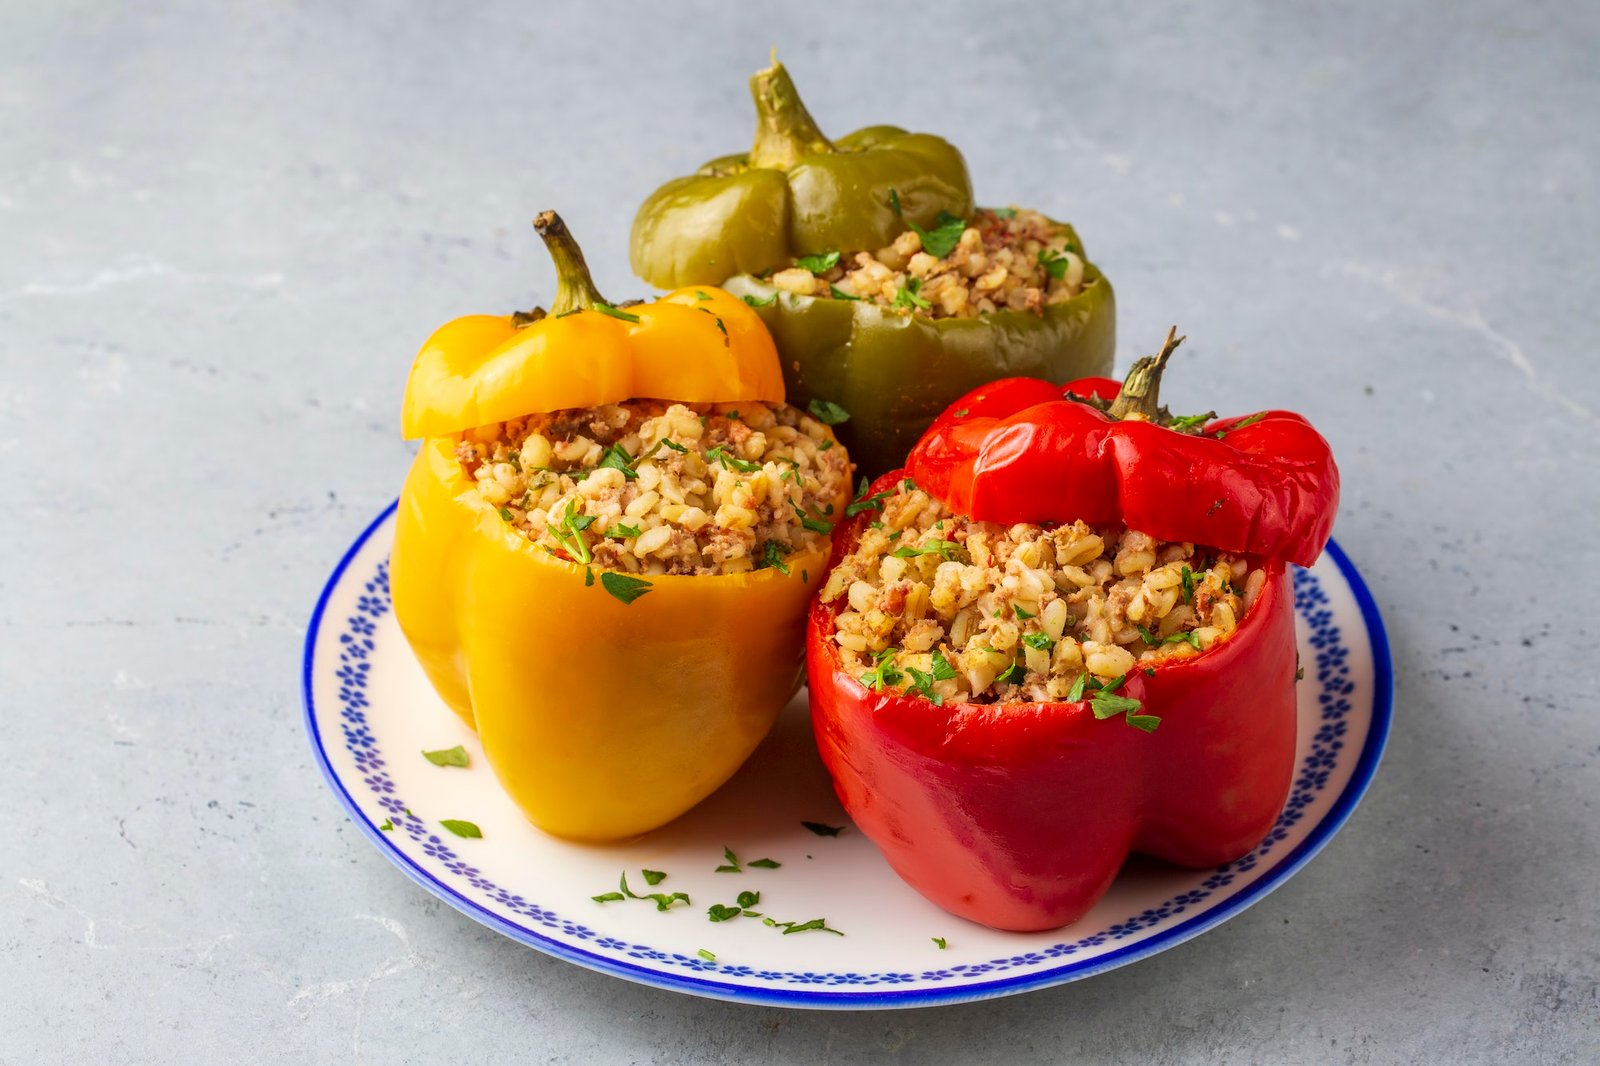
[806,329,1339,931]
[393,211,852,842]
[631,57,1115,479]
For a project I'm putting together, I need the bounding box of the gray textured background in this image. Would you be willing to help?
[4,1,1597,1063]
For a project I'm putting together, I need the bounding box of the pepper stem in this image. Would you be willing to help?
[748,52,835,169]
[1108,326,1186,421]
[532,210,607,317]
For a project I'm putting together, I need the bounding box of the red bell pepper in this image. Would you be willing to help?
[806,329,1339,931]
[907,329,1339,568]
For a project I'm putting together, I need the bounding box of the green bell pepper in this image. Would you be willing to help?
[721,220,1115,479]
[630,57,972,290]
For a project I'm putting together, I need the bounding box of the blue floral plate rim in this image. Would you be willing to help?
[303,501,1392,1009]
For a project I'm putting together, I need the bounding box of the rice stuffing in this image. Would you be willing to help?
[820,480,1267,704]
[765,207,1094,319]
[458,400,850,576]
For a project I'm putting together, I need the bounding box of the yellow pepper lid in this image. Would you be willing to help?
[401,212,785,440]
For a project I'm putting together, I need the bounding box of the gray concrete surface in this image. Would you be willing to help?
[4,1,1597,1062]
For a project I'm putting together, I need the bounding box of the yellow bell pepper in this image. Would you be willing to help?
[390,212,847,842]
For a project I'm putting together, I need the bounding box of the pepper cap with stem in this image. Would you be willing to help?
[529,210,609,318]
[748,54,835,169]
[401,212,788,439]
[629,58,973,289]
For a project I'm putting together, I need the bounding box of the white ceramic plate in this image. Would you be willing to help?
[303,504,1392,1009]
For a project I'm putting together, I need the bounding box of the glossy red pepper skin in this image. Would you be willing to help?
[807,475,1299,931]
[907,376,1339,568]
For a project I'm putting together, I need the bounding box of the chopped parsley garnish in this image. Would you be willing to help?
[598,443,640,480]
[608,522,642,539]
[1091,691,1142,720]
[1164,631,1203,650]
[646,892,691,911]
[846,476,892,517]
[698,309,727,336]
[932,937,948,949]
[995,657,1027,685]
[1021,632,1055,652]
[860,647,904,692]
[759,540,790,576]
[439,819,482,839]
[795,251,841,273]
[819,438,835,451]
[1216,412,1268,438]
[608,871,690,911]
[808,398,851,425]
[828,284,861,301]
[707,903,742,922]
[705,445,761,474]
[765,917,844,937]
[989,206,1017,218]
[697,948,716,961]
[422,745,469,768]
[892,277,931,311]
[905,648,957,704]
[890,539,966,562]
[551,501,595,566]
[590,301,641,323]
[1168,412,1213,433]
[1037,248,1073,281]
[1012,605,1035,620]
[742,292,778,308]
[642,869,667,886]
[695,290,713,301]
[748,858,781,869]
[736,890,760,909]
[498,507,514,522]
[715,846,742,873]
[910,210,967,259]
[888,187,902,215]
[378,819,394,832]
[1180,565,1196,603]
[954,408,969,417]
[599,572,652,605]
[790,500,834,534]
[801,821,845,837]
[1069,676,1160,731]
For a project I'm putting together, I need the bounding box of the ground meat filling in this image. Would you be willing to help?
[764,207,1093,320]
[458,400,850,577]
[821,482,1267,705]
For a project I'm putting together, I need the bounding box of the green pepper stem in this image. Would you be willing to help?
[748,53,835,169]
[1108,326,1186,421]
[533,210,607,317]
